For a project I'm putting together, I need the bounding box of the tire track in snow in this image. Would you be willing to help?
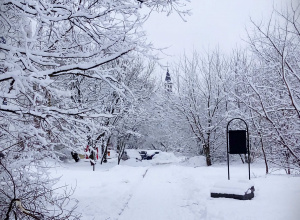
[142,168,149,178]
[118,194,133,217]
[118,168,149,218]
[118,165,207,220]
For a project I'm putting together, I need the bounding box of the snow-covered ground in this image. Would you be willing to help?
[52,150,300,220]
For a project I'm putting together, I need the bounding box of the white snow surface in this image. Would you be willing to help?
[52,149,300,220]
[211,180,254,195]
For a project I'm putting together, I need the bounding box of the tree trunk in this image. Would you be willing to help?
[117,142,126,165]
[259,132,268,174]
[100,137,110,164]
[203,144,212,166]
[285,151,291,175]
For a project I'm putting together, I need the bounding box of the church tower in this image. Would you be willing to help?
[164,68,172,92]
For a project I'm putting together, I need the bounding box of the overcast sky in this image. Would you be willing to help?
[143,0,295,72]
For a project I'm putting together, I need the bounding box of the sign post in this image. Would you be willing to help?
[226,118,250,180]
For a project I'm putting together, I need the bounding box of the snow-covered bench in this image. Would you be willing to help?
[210,180,255,200]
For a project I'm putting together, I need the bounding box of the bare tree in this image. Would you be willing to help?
[236,2,300,173]
[169,50,230,165]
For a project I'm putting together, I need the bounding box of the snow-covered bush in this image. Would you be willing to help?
[0,0,189,218]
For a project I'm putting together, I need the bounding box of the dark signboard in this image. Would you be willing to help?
[228,130,247,154]
[226,118,250,180]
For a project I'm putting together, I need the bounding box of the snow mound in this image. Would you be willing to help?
[185,156,207,167]
[152,151,185,165]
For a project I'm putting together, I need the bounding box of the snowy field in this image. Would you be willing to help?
[52,150,300,220]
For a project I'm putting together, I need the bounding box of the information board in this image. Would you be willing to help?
[228,130,247,154]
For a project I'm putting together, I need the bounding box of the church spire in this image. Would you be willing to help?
[164,68,172,92]
[165,68,171,82]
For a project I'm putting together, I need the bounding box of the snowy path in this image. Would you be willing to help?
[53,151,300,220]
[118,165,206,220]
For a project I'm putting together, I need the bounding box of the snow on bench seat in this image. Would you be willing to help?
[210,180,255,200]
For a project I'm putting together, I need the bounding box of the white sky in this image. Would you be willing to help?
[143,0,295,70]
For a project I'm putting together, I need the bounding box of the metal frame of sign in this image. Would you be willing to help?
[226,118,250,180]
